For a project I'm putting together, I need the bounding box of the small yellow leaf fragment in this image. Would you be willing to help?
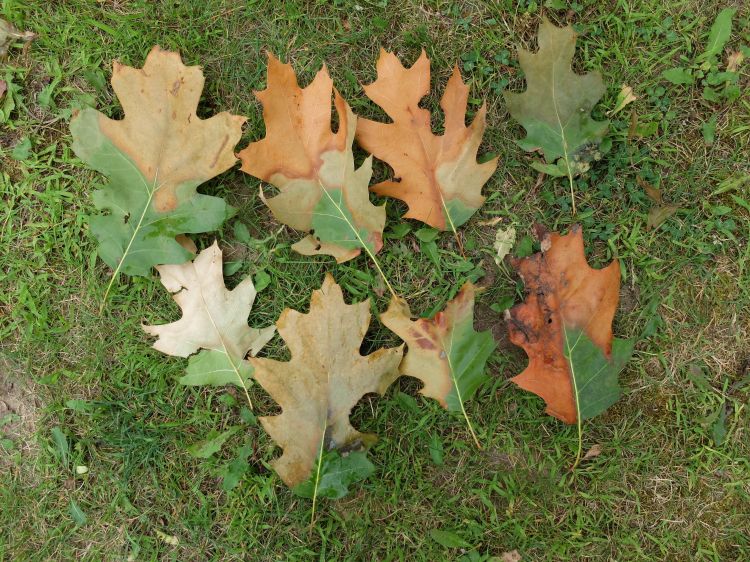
[608,84,637,116]
[582,443,603,461]
[501,550,522,562]
[493,226,516,266]
[727,51,745,72]
[477,217,503,226]
[155,529,179,546]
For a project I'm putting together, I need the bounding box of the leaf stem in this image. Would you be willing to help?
[441,332,482,450]
[440,195,466,259]
[550,62,577,215]
[199,287,254,411]
[318,182,397,299]
[566,167,577,216]
[99,161,162,314]
[309,427,327,530]
[564,326,584,470]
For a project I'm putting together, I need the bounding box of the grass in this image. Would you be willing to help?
[1,0,749,560]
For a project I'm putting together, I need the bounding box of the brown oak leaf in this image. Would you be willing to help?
[356,49,498,231]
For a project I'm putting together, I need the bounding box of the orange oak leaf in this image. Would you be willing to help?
[507,225,632,424]
[238,54,385,263]
[356,49,498,231]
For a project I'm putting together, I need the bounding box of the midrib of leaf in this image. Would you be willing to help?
[563,325,585,470]
[409,110,465,255]
[196,283,254,411]
[100,159,161,313]
[550,58,577,215]
[440,325,482,449]
[309,358,332,528]
[317,180,396,298]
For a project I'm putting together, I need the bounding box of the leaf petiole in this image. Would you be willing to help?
[318,181,397,299]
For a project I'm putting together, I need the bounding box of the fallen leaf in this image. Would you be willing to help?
[356,49,498,231]
[507,225,633,423]
[142,241,275,398]
[500,551,522,562]
[238,54,385,263]
[647,205,679,230]
[0,80,6,99]
[638,177,679,229]
[70,47,244,278]
[380,282,495,412]
[154,529,179,546]
[0,19,37,57]
[250,274,403,488]
[726,51,745,73]
[607,84,637,116]
[582,443,603,460]
[505,18,608,178]
[494,226,516,266]
[637,177,663,204]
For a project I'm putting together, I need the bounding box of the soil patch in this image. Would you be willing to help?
[0,356,40,457]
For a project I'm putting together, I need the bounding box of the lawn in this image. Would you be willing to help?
[1,0,749,560]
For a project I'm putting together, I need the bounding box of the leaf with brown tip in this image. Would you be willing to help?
[250,274,403,488]
[238,55,385,263]
[356,49,498,231]
[507,225,632,424]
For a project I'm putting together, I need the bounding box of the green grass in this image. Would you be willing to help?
[1,0,749,560]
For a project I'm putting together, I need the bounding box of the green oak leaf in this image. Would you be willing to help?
[504,18,609,180]
[69,47,244,283]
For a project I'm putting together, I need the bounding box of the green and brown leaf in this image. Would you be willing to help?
[380,283,495,446]
[70,46,245,279]
[251,274,403,488]
[142,240,274,402]
[238,55,385,263]
[505,19,608,178]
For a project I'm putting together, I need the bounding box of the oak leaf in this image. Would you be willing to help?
[380,283,495,446]
[0,19,36,57]
[70,47,245,278]
[356,49,498,231]
[238,54,385,264]
[506,225,632,424]
[250,274,403,488]
[143,239,275,399]
[505,19,608,178]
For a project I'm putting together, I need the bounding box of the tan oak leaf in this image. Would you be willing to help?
[251,274,403,487]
